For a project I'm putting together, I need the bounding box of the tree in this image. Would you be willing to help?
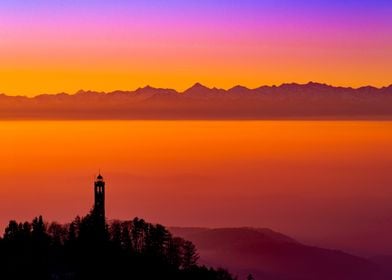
[31,216,47,239]
[21,222,32,240]
[145,223,170,257]
[31,215,49,250]
[120,222,132,251]
[181,239,199,269]
[48,222,67,246]
[131,217,147,253]
[215,268,237,280]
[110,220,122,248]
[167,236,183,268]
[4,220,19,241]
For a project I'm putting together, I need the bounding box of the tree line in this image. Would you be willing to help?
[0,212,236,280]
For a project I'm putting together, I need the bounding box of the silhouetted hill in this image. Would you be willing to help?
[0,216,236,280]
[1,82,392,119]
[170,227,391,280]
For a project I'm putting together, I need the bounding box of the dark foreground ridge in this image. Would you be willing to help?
[1,82,392,119]
[0,216,235,280]
[0,175,236,280]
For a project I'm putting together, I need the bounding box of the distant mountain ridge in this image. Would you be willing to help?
[1,82,392,119]
[170,227,391,280]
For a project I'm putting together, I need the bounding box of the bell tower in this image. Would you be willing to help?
[94,173,105,223]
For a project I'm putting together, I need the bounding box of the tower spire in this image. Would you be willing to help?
[93,173,105,228]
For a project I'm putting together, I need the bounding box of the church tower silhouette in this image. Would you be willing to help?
[93,173,105,225]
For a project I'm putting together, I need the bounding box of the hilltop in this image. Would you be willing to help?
[0,216,236,280]
[171,227,391,280]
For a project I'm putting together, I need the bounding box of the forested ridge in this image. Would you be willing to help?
[0,212,236,280]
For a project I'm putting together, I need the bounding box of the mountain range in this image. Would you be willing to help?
[1,82,392,119]
[170,227,391,280]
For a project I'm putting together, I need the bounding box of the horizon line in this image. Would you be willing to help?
[2,81,392,98]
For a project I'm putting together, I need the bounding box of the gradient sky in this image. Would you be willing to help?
[0,0,391,95]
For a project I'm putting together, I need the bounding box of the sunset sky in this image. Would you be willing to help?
[1,0,391,95]
[0,0,392,260]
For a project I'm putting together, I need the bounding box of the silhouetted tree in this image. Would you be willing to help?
[110,220,122,249]
[215,268,237,280]
[131,217,149,254]
[68,221,77,242]
[145,223,170,257]
[120,221,132,251]
[182,239,200,269]
[4,220,19,241]
[48,222,67,246]
[167,236,183,268]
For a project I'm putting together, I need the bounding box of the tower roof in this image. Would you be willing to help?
[97,174,103,180]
